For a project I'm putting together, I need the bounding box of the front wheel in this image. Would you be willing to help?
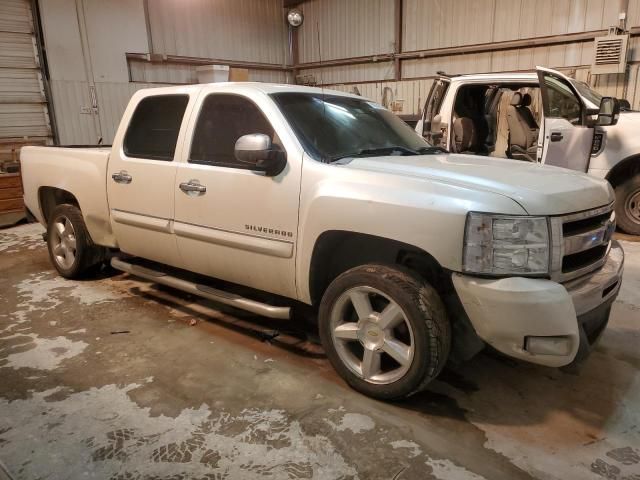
[615,175,640,236]
[318,264,451,400]
[47,204,104,279]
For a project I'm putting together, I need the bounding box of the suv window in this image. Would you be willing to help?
[124,95,189,161]
[542,75,582,125]
[190,94,275,168]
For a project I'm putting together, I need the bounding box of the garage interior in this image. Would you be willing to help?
[1,1,640,479]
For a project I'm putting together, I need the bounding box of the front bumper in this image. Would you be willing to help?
[451,241,624,367]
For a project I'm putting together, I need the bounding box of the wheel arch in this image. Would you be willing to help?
[38,186,81,224]
[308,230,447,307]
[606,154,640,187]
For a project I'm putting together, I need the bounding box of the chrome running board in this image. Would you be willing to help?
[111,257,291,320]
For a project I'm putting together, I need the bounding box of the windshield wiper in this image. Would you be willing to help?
[327,146,419,163]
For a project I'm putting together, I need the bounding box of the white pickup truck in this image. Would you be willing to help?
[415,66,640,235]
[21,82,624,400]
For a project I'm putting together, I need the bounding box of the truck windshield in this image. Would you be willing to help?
[271,92,439,163]
[569,79,602,110]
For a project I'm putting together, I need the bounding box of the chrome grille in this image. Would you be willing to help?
[550,204,615,282]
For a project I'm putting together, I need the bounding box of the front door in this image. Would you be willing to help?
[537,67,593,172]
[173,90,301,298]
[107,92,192,266]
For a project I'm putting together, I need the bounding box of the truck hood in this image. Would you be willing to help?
[343,154,613,215]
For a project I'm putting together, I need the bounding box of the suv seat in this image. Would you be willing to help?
[506,92,539,162]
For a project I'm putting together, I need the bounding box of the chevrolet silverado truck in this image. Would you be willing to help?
[21,82,624,400]
[415,66,640,235]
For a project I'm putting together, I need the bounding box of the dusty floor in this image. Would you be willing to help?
[0,223,639,480]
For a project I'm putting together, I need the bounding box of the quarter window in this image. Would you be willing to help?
[123,95,189,161]
[190,94,275,169]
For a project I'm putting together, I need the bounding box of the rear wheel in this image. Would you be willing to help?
[318,264,450,400]
[615,175,640,235]
[47,204,104,278]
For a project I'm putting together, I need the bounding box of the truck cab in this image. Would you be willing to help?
[416,67,640,235]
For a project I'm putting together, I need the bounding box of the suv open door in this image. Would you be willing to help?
[536,67,595,172]
[416,77,450,147]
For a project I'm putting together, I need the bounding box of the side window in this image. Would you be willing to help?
[124,95,189,161]
[424,79,449,123]
[190,94,275,169]
[542,75,582,125]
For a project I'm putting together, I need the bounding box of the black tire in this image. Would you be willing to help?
[614,174,640,235]
[318,264,451,400]
[46,203,104,279]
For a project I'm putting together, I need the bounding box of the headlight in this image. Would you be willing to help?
[463,213,549,275]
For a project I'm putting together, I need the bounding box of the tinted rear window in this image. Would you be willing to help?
[124,95,189,161]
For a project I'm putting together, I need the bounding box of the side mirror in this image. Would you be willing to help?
[234,133,286,176]
[596,97,620,126]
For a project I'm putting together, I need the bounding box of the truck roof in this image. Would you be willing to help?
[135,82,361,99]
[443,72,539,83]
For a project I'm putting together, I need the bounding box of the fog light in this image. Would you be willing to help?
[525,336,572,356]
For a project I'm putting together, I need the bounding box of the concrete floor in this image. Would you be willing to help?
[0,223,639,480]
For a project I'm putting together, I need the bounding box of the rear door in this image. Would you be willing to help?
[107,91,193,266]
[537,67,593,172]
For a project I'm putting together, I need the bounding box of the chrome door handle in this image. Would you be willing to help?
[111,170,132,184]
[179,180,206,195]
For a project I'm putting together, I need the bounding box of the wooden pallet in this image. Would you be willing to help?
[0,173,25,228]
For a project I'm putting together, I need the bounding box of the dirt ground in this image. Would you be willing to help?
[1,223,639,480]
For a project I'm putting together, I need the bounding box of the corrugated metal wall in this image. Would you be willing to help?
[38,0,288,144]
[147,0,286,64]
[299,0,640,115]
[127,60,288,85]
[297,0,395,62]
[34,0,640,142]
[0,0,52,153]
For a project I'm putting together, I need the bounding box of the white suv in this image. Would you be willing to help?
[415,66,640,235]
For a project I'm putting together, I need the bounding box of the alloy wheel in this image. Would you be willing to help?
[51,215,77,270]
[330,286,415,385]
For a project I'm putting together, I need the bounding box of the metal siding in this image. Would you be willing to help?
[0,68,45,103]
[82,0,149,83]
[299,62,395,85]
[0,0,52,144]
[148,0,286,64]
[37,0,88,81]
[321,79,433,116]
[403,0,623,52]
[297,0,395,63]
[128,60,288,85]
[49,80,96,145]
[247,70,288,83]
[0,103,50,138]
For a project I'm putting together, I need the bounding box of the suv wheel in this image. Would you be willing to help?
[47,204,103,279]
[318,264,451,400]
[615,175,640,235]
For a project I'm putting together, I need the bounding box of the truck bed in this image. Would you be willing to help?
[20,145,116,247]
